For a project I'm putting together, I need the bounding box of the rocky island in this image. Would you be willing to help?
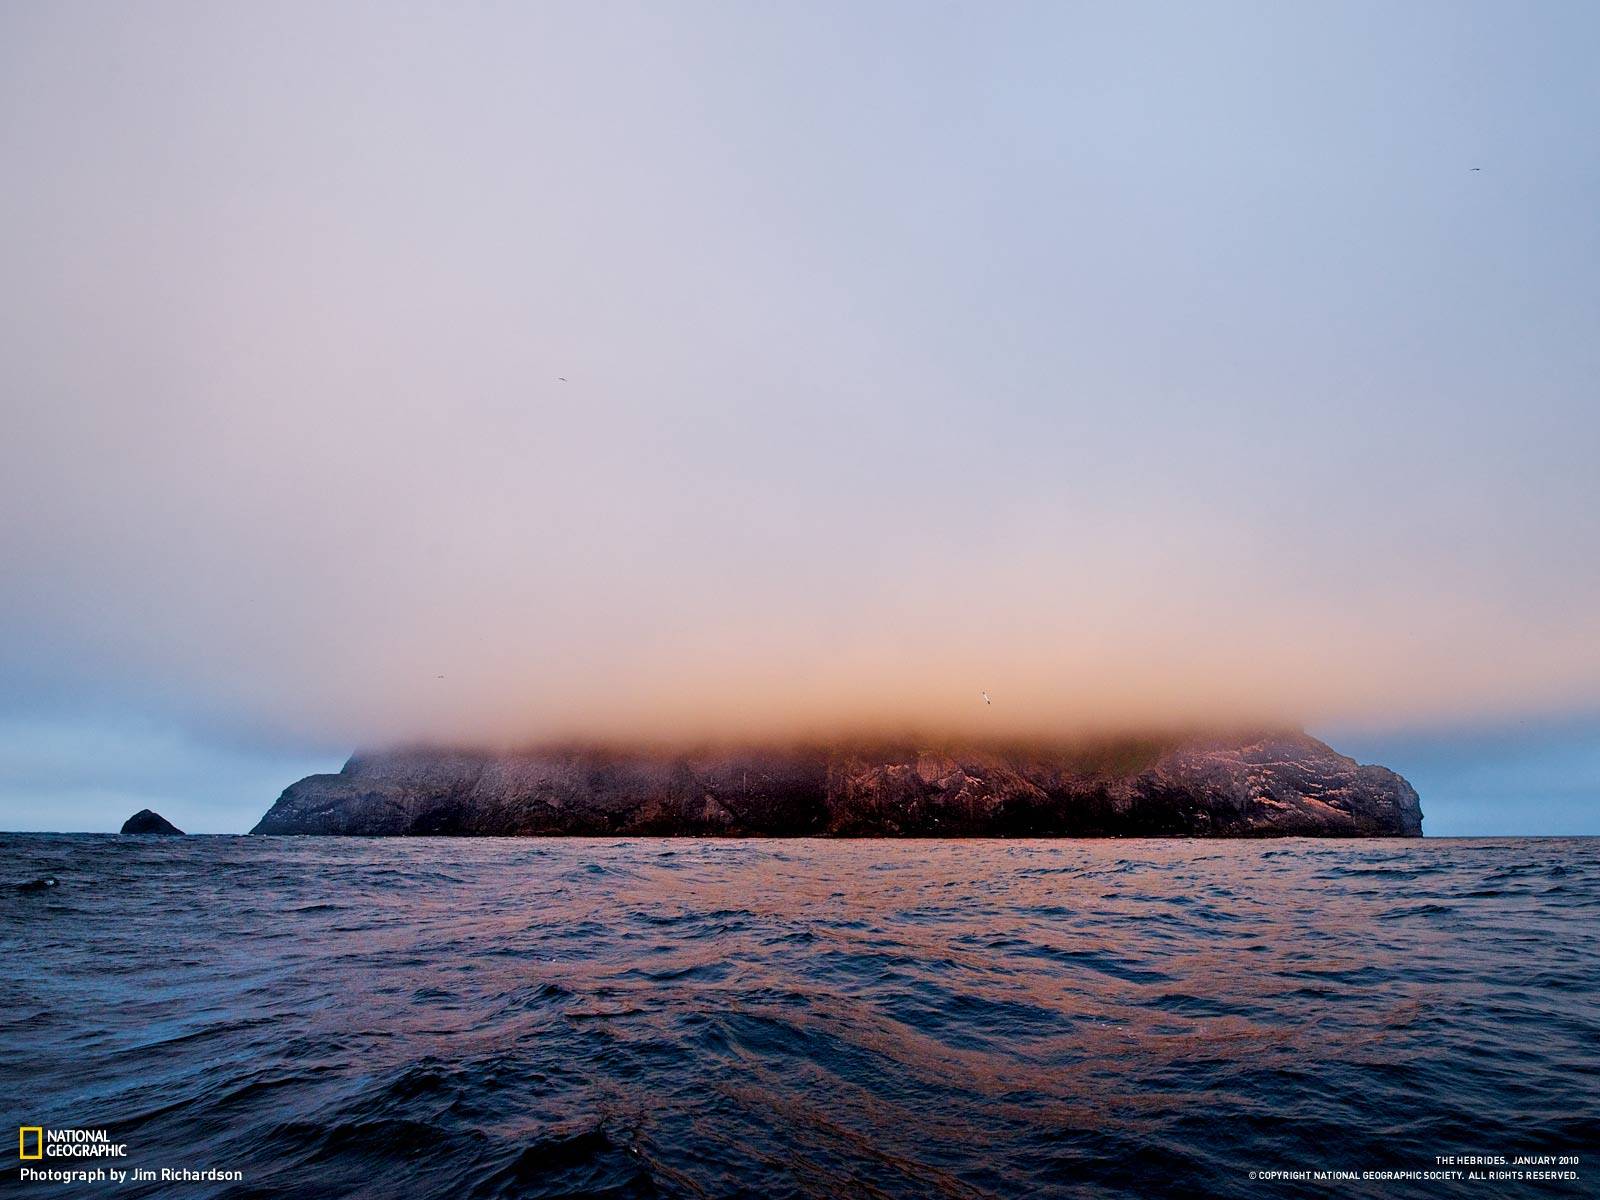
[120,809,184,835]
[251,731,1422,837]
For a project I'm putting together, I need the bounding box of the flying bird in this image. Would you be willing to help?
[981,692,991,705]
[558,377,567,382]
[1470,167,1481,171]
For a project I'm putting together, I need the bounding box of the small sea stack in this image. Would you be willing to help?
[120,809,185,836]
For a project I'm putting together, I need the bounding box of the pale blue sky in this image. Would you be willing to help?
[1,2,1596,832]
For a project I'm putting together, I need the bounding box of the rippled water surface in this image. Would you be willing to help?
[3,836,1597,1198]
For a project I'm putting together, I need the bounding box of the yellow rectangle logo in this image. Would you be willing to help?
[19,1127,43,1160]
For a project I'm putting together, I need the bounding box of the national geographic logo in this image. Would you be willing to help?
[16,1126,245,1186]
[16,1126,128,1159]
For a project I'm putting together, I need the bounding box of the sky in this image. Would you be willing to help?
[1,1,1597,833]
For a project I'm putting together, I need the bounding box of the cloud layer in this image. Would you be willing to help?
[3,2,1597,752]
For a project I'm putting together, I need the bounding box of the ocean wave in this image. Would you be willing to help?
[1,833,1596,1199]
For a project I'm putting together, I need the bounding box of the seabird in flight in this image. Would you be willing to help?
[982,692,992,705]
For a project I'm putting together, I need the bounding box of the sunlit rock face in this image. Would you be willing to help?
[251,732,1421,837]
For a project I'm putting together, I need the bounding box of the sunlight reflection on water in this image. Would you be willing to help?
[3,836,1596,1198]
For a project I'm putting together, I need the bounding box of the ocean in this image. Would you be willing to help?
[3,835,1596,1198]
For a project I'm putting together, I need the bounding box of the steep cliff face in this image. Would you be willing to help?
[251,732,1422,837]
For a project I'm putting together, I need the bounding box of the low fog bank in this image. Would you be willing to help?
[2,4,1598,831]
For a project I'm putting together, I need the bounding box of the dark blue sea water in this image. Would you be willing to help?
[3,836,1596,1199]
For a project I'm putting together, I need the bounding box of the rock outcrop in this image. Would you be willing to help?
[120,809,184,835]
[251,731,1422,837]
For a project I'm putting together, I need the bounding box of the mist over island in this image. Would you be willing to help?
[2,1,1599,836]
[251,730,1421,838]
